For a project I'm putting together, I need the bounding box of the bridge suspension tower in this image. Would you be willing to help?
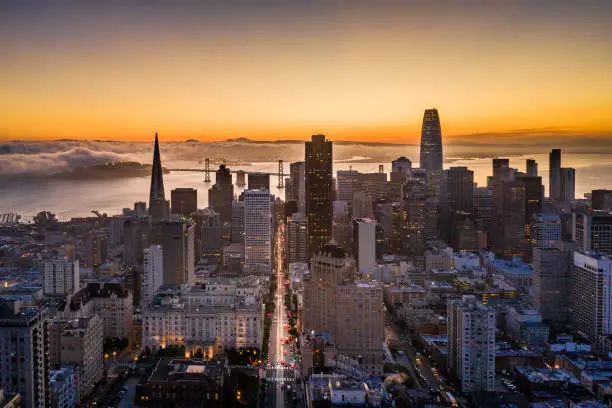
[277,160,284,189]
[204,158,211,183]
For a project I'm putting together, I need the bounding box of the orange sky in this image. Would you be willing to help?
[1,1,611,143]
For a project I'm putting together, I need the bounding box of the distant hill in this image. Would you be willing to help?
[51,161,168,180]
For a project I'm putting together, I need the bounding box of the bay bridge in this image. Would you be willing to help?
[169,158,288,188]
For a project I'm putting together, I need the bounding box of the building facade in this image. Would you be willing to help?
[305,135,333,258]
[244,189,272,275]
[447,295,495,393]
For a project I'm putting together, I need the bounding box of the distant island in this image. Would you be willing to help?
[51,161,169,180]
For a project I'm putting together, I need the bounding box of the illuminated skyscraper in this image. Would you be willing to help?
[148,133,169,221]
[419,109,443,170]
[305,134,333,257]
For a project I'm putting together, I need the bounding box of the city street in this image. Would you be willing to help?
[265,222,297,408]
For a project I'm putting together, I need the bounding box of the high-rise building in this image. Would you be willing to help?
[302,245,384,375]
[161,216,196,286]
[122,217,151,266]
[171,188,198,216]
[209,166,234,223]
[492,158,511,180]
[489,173,526,257]
[448,167,474,214]
[290,162,306,212]
[473,187,494,235]
[526,159,538,177]
[43,257,80,296]
[419,109,443,170]
[244,189,272,275]
[392,157,412,173]
[142,245,163,306]
[592,190,612,211]
[402,170,429,256]
[517,175,544,236]
[571,251,612,350]
[336,170,359,212]
[286,212,308,264]
[573,210,612,255]
[530,213,561,248]
[352,190,374,219]
[0,301,50,408]
[215,164,232,185]
[532,245,572,323]
[56,316,104,402]
[560,167,576,202]
[305,134,333,257]
[200,208,223,255]
[248,173,270,190]
[549,149,562,201]
[231,200,245,244]
[447,295,495,393]
[149,133,170,222]
[352,218,377,273]
[108,215,128,246]
[358,172,388,202]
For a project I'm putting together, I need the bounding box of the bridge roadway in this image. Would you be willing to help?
[168,168,289,177]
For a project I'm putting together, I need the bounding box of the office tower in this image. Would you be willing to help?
[244,189,272,275]
[305,134,333,257]
[571,251,612,350]
[108,215,128,246]
[560,167,576,202]
[492,158,511,180]
[0,301,50,408]
[526,159,538,177]
[171,188,198,216]
[209,165,234,223]
[149,133,170,222]
[358,172,388,202]
[161,216,195,286]
[419,108,443,170]
[43,257,80,296]
[592,190,612,211]
[532,246,571,322]
[448,167,474,214]
[290,161,306,212]
[530,213,561,248]
[573,210,612,255]
[142,245,163,306]
[352,218,377,273]
[392,156,412,173]
[285,178,294,202]
[517,175,544,234]
[302,245,384,375]
[231,200,245,244]
[447,295,495,393]
[352,190,375,219]
[336,170,359,212]
[549,149,562,201]
[248,173,270,190]
[57,316,103,402]
[122,218,151,265]
[450,211,481,251]
[473,187,494,234]
[402,171,429,256]
[215,164,232,185]
[286,212,308,264]
[201,208,222,255]
[489,169,526,257]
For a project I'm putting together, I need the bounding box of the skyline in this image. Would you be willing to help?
[2,1,612,142]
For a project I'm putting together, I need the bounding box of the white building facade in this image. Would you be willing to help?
[142,245,163,306]
[244,189,272,275]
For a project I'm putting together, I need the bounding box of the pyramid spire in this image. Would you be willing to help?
[149,132,166,211]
